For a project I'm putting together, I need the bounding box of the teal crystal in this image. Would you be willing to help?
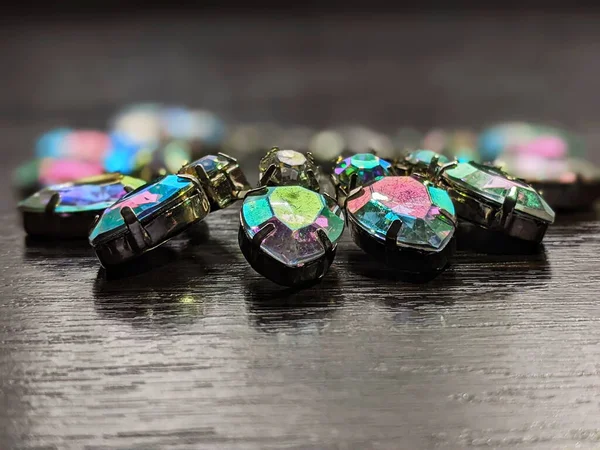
[346,176,456,251]
[89,174,195,244]
[333,153,393,191]
[443,162,555,223]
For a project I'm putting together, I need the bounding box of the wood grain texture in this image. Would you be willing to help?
[2,204,600,449]
[3,10,600,450]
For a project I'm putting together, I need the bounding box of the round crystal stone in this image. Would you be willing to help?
[333,153,393,192]
[346,176,456,251]
[19,174,146,214]
[443,162,555,223]
[240,185,345,267]
[258,148,319,191]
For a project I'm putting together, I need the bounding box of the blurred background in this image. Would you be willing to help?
[3,4,600,205]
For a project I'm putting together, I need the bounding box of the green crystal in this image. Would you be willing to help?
[241,186,345,266]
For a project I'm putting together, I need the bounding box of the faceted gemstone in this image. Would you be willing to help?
[258,148,319,191]
[443,162,555,222]
[19,174,146,214]
[240,186,345,267]
[333,153,393,191]
[346,176,456,251]
[89,174,195,244]
[406,149,450,167]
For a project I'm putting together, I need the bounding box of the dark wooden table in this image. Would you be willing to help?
[3,10,600,450]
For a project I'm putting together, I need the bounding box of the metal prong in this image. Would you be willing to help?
[346,186,366,204]
[500,186,518,228]
[348,172,359,193]
[306,151,316,164]
[427,155,440,179]
[368,147,377,155]
[121,206,152,251]
[89,214,101,234]
[242,185,269,198]
[305,168,319,190]
[252,222,276,248]
[45,193,60,214]
[439,208,457,227]
[334,155,344,165]
[436,160,458,180]
[194,163,211,184]
[258,163,277,187]
[177,173,203,191]
[217,152,237,163]
[385,220,403,251]
[316,228,334,254]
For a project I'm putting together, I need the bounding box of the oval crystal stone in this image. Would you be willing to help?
[89,174,196,244]
[258,148,319,191]
[443,161,555,223]
[333,153,393,191]
[346,176,456,251]
[18,174,146,214]
[240,186,345,267]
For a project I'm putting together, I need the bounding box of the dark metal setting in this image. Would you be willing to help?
[437,162,554,243]
[238,218,337,288]
[91,178,210,267]
[347,213,455,275]
[19,174,145,239]
[178,152,250,211]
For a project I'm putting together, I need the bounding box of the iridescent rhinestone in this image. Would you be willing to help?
[406,149,450,167]
[258,148,319,191]
[346,176,456,252]
[89,174,196,244]
[333,153,393,192]
[19,174,145,214]
[240,185,345,267]
[443,161,555,223]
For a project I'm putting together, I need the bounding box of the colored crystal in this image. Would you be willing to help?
[258,149,319,191]
[65,130,112,162]
[89,174,195,244]
[19,174,146,214]
[406,149,450,166]
[443,162,555,222]
[478,122,584,162]
[241,186,345,267]
[333,153,393,191]
[39,159,105,186]
[35,128,72,159]
[346,176,456,251]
